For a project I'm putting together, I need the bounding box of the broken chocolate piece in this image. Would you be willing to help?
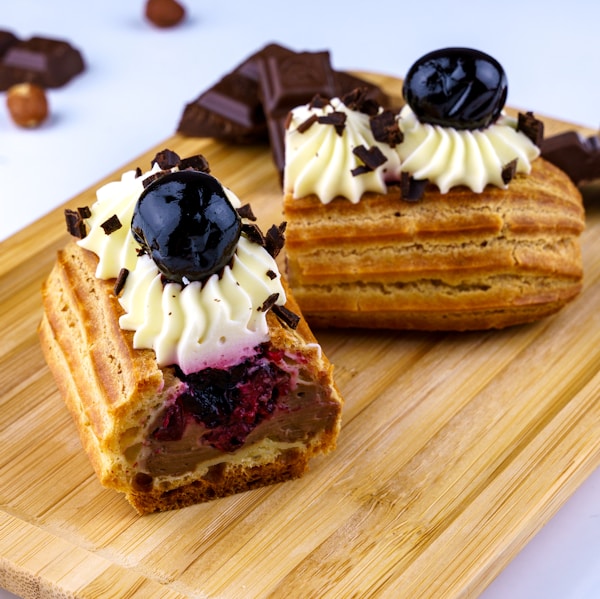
[352,145,387,171]
[176,42,390,178]
[77,206,91,219]
[179,154,210,173]
[241,222,265,246]
[541,130,600,185]
[317,111,347,135]
[113,268,129,296]
[0,34,84,90]
[265,222,287,258]
[152,149,181,169]
[400,172,428,201]
[258,50,338,174]
[258,292,280,313]
[100,214,122,235]
[272,304,301,329]
[64,208,87,239]
[237,203,257,221]
[501,158,518,185]
[370,110,403,147]
[296,113,318,133]
[517,111,544,147]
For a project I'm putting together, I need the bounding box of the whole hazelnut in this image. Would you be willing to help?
[6,83,49,128]
[145,0,186,28]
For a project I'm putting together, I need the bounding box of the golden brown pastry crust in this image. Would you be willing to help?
[39,242,343,514]
[283,158,585,330]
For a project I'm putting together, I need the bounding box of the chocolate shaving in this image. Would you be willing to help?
[341,87,380,116]
[100,214,122,235]
[237,203,257,221]
[265,222,287,258]
[135,167,142,178]
[309,94,330,109]
[113,268,129,296]
[179,154,210,173]
[77,206,91,219]
[241,222,265,246]
[317,111,347,135]
[352,145,387,172]
[142,170,170,188]
[350,165,372,177]
[152,149,181,170]
[501,158,518,185]
[297,113,318,133]
[258,292,280,313]
[266,269,277,280]
[400,172,428,202]
[272,304,301,329]
[370,110,403,147]
[517,112,544,147]
[64,208,87,238]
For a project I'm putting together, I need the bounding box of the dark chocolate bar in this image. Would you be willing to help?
[176,42,390,176]
[541,131,600,185]
[177,43,295,144]
[0,32,85,90]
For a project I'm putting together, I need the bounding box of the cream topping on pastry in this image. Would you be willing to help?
[396,105,540,193]
[284,97,402,204]
[78,165,286,374]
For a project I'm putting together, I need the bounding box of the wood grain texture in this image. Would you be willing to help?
[1,72,600,598]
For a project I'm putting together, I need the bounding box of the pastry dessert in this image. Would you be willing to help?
[39,150,343,514]
[283,48,585,331]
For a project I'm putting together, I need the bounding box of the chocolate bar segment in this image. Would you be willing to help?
[177,43,295,143]
[0,34,85,90]
[541,131,600,185]
[176,42,391,176]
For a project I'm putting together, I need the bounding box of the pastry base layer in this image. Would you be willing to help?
[39,243,343,514]
[284,158,585,331]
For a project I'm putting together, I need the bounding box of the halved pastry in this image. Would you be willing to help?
[39,150,343,514]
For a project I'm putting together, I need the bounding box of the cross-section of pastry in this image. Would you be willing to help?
[283,48,585,331]
[39,150,343,514]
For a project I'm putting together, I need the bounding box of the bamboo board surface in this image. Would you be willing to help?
[1,72,600,599]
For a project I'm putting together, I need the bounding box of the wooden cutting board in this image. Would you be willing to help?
[2,72,600,599]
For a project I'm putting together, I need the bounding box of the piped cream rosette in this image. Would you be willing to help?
[79,164,286,375]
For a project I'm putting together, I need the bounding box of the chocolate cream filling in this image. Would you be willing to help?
[125,346,339,480]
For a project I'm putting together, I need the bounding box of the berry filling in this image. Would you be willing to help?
[151,344,293,452]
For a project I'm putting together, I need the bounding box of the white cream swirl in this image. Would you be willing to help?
[284,97,402,204]
[396,105,540,193]
[78,165,286,374]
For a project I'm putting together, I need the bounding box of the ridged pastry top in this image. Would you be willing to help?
[284,97,402,204]
[397,105,540,193]
[78,164,286,374]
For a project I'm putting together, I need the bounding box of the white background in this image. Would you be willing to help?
[2,1,600,597]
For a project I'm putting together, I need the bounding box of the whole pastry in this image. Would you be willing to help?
[283,48,585,330]
[39,151,343,514]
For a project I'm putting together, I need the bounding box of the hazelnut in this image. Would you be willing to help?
[6,83,49,128]
[145,0,186,28]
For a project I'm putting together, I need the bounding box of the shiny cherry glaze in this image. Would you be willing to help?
[402,47,508,130]
[131,170,241,283]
